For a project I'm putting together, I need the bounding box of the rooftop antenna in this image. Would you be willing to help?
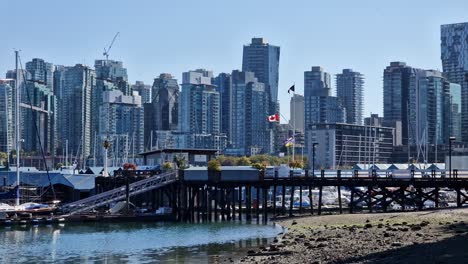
[103,32,120,61]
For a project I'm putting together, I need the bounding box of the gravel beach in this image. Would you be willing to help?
[239,208,468,264]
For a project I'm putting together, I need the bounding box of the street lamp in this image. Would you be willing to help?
[312,143,318,177]
[449,137,456,178]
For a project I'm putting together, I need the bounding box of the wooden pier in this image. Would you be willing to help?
[97,169,468,223]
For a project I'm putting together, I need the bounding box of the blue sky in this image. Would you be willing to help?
[1,0,467,121]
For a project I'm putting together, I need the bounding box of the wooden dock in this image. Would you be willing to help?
[64,169,468,223]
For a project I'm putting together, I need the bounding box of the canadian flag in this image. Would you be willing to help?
[268,113,280,122]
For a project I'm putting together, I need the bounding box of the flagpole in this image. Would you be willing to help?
[291,84,295,162]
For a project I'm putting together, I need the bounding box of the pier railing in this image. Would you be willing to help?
[60,171,177,215]
[263,169,468,180]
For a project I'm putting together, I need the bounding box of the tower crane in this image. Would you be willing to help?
[103,32,120,61]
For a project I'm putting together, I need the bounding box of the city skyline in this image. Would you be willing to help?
[2,0,468,121]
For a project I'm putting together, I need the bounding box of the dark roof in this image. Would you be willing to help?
[139,148,218,156]
[0,172,96,191]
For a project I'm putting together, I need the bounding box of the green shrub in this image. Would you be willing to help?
[162,162,174,171]
[207,160,221,171]
[251,162,266,171]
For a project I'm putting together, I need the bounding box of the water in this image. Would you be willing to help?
[0,222,282,263]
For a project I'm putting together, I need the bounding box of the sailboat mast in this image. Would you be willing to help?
[15,51,20,206]
[93,132,97,167]
[65,139,68,167]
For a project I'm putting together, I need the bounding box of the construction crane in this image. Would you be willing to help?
[103,32,120,61]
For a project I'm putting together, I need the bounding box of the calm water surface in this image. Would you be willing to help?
[0,221,282,263]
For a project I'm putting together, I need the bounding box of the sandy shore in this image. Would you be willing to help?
[239,208,468,264]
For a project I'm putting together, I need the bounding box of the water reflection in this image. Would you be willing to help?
[0,222,281,263]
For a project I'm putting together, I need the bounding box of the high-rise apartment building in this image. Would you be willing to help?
[213,73,231,137]
[54,64,95,164]
[92,60,129,153]
[94,60,128,82]
[336,69,364,125]
[305,66,332,97]
[229,70,270,156]
[304,67,346,154]
[5,70,26,154]
[242,38,280,110]
[22,81,57,155]
[0,79,14,155]
[408,70,462,147]
[144,74,179,150]
[21,59,57,155]
[449,83,462,141]
[289,94,305,132]
[383,62,421,145]
[304,67,345,127]
[6,69,26,91]
[132,81,152,104]
[441,22,468,142]
[99,90,144,164]
[26,58,54,91]
[178,70,225,150]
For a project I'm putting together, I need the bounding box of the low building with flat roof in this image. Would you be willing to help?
[307,123,394,169]
[139,148,218,167]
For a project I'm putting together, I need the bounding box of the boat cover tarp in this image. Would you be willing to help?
[0,172,95,191]
[62,174,96,191]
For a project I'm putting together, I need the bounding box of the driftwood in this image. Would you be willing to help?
[247,250,294,256]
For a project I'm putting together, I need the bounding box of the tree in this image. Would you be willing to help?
[0,152,7,166]
[173,154,188,169]
[207,160,221,171]
[222,158,235,166]
[249,154,271,166]
[289,160,303,169]
[216,155,237,166]
[251,162,266,171]
[237,156,251,166]
[162,162,174,171]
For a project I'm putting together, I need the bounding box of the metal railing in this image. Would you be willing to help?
[61,171,177,215]
[264,169,468,180]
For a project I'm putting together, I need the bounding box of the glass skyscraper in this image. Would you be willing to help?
[408,70,462,151]
[304,66,331,97]
[383,62,421,145]
[144,73,179,150]
[304,66,345,127]
[409,70,446,146]
[132,81,152,104]
[22,81,57,155]
[54,64,95,163]
[92,59,129,154]
[242,38,280,110]
[23,58,57,155]
[99,90,144,164]
[26,58,54,91]
[213,73,231,138]
[336,69,364,125]
[289,94,305,132]
[229,70,270,156]
[448,83,462,142]
[0,79,14,155]
[304,67,346,152]
[178,70,225,150]
[441,22,468,142]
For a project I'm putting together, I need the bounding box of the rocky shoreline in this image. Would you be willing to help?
[239,208,468,263]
